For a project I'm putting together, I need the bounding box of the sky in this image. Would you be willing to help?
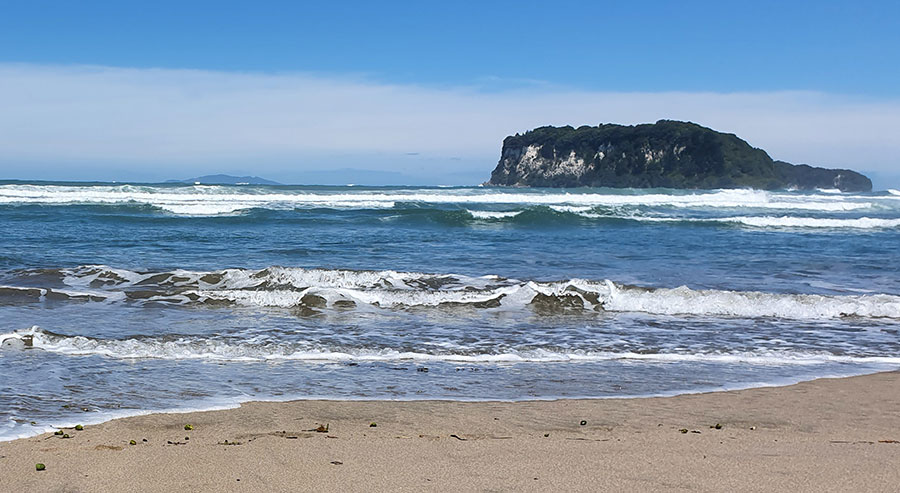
[1,0,898,187]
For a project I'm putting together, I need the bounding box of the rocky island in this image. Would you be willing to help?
[487,120,872,191]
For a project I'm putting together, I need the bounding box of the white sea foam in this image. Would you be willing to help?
[888,189,900,196]
[11,266,891,319]
[0,184,882,215]
[600,214,900,229]
[603,283,900,319]
[715,216,900,229]
[466,210,522,219]
[549,205,595,213]
[4,326,899,366]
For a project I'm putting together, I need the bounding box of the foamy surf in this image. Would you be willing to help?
[614,215,900,229]
[4,265,900,319]
[0,184,885,215]
[3,326,899,366]
[466,210,523,219]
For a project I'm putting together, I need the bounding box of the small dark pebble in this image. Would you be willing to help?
[580,420,587,426]
[330,461,343,465]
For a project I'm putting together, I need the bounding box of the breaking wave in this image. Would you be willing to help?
[3,326,900,365]
[0,183,883,216]
[617,215,900,229]
[4,265,900,320]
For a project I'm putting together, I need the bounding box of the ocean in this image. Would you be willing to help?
[1,182,899,441]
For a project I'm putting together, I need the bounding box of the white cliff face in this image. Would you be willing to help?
[497,145,589,185]
[551,150,586,178]
[492,140,732,187]
[642,145,665,164]
[496,145,545,184]
[520,145,542,170]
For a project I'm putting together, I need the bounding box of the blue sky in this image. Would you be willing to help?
[1,0,898,186]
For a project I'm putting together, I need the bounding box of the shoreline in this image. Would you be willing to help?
[2,371,900,491]
[2,367,887,444]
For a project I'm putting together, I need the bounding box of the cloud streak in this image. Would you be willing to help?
[1,64,898,183]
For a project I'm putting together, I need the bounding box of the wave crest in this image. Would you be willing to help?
[3,265,899,320]
[3,326,899,365]
[0,184,882,215]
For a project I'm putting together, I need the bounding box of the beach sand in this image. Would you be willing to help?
[2,372,899,492]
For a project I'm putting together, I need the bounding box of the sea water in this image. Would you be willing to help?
[1,182,899,440]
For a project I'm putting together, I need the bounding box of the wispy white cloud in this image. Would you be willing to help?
[1,64,898,183]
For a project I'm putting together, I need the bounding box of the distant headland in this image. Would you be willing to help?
[167,174,281,185]
[487,120,872,192]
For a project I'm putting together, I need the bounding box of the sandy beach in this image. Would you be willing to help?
[0,372,897,492]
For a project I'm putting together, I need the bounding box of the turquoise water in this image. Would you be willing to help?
[1,182,899,440]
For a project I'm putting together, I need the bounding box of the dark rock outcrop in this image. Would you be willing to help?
[487,121,872,191]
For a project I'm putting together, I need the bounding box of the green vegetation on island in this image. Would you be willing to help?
[487,120,872,191]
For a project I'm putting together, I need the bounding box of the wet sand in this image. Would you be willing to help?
[2,371,899,492]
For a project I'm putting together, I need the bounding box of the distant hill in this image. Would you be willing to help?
[487,120,872,192]
[167,174,281,185]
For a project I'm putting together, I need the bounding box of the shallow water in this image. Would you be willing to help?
[1,182,899,440]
